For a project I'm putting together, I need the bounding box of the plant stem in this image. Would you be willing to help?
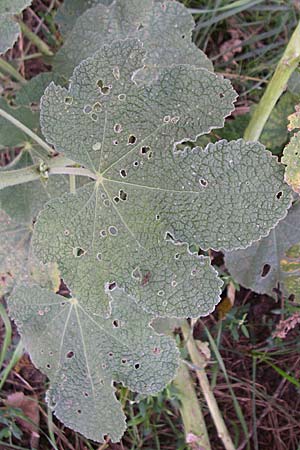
[174,361,211,449]
[18,20,53,57]
[181,320,236,450]
[0,303,12,369]
[69,174,76,193]
[0,340,23,390]
[244,20,300,141]
[0,107,55,155]
[0,156,94,190]
[0,58,27,84]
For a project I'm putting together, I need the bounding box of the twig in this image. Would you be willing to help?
[244,20,300,141]
[182,320,236,450]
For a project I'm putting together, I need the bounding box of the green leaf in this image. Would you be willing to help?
[225,201,300,299]
[9,285,179,442]
[282,105,300,193]
[53,0,213,79]
[0,98,39,148]
[55,0,113,35]
[280,242,300,302]
[15,72,64,107]
[0,0,32,54]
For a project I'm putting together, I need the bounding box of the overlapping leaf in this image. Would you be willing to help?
[0,0,32,54]
[280,241,300,302]
[9,285,179,442]
[225,201,300,298]
[282,105,300,193]
[53,0,213,79]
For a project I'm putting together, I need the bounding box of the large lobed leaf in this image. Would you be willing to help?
[9,38,292,443]
[53,0,213,79]
[0,0,32,54]
[9,285,179,442]
[225,201,300,299]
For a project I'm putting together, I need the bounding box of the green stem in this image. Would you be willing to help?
[182,320,236,450]
[18,20,53,57]
[0,156,93,190]
[244,20,300,141]
[174,361,211,449]
[0,58,26,84]
[0,107,55,156]
[0,303,12,369]
[0,340,23,390]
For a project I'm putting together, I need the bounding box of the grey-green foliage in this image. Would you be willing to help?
[0,151,68,294]
[0,0,32,54]
[53,0,213,79]
[6,36,292,445]
[15,72,64,107]
[225,201,300,298]
[9,285,179,442]
[55,0,113,35]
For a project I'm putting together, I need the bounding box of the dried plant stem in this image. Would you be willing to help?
[182,320,236,450]
[174,361,212,450]
[244,20,300,141]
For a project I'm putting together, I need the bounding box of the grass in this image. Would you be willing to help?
[1,0,300,449]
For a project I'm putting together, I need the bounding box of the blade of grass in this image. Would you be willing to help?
[0,304,12,369]
[0,341,23,390]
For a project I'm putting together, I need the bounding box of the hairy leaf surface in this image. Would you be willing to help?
[53,0,213,79]
[35,39,291,319]
[282,105,300,193]
[15,72,64,107]
[225,201,300,298]
[0,0,32,54]
[9,285,179,442]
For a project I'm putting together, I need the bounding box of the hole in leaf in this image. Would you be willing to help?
[108,281,116,291]
[137,23,144,30]
[113,140,119,145]
[67,351,74,358]
[133,161,139,167]
[77,410,82,414]
[114,196,120,203]
[97,79,110,94]
[155,214,160,220]
[171,280,177,287]
[163,115,171,123]
[261,264,271,277]
[84,392,89,397]
[64,96,73,105]
[140,146,151,155]
[108,226,118,235]
[219,93,225,99]
[128,135,137,145]
[112,319,119,328]
[174,253,180,260]
[114,123,122,133]
[108,352,113,357]
[181,34,185,39]
[73,247,85,257]
[91,113,98,121]
[103,199,110,207]
[120,169,127,178]
[121,358,127,364]
[199,178,208,187]
[157,290,164,296]
[153,347,161,355]
[64,229,70,236]
[276,191,283,199]
[93,102,102,111]
[134,363,140,369]
[112,66,120,80]
[132,267,141,279]
[96,253,102,261]
[119,190,127,201]
[46,364,51,369]
[148,151,153,159]
[118,93,126,101]
[83,105,92,114]
[100,230,107,238]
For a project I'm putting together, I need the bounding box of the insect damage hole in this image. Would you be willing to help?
[140,146,151,155]
[114,123,122,133]
[73,247,86,257]
[120,169,127,178]
[119,190,127,201]
[261,264,271,278]
[97,79,110,95]
[128,134,136,145]
[64,96,73,105]
[108,226,118,235]
[108,281,117,291]
[199,178,208,187]
[112,319,119,328]
[276,191,283,199]
[66,351,74,358]
[134,363,140,370]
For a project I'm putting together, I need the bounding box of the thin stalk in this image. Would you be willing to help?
[18,20,53,57]
[0,107,55,155]
[173,361,211,449]
[69,174,76,193]
[0,303,12,369]
[244,20,300,141]
[0,340,23,390]
[0,58,26,84]
[182,320,236,450]
[0,156,92,190]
